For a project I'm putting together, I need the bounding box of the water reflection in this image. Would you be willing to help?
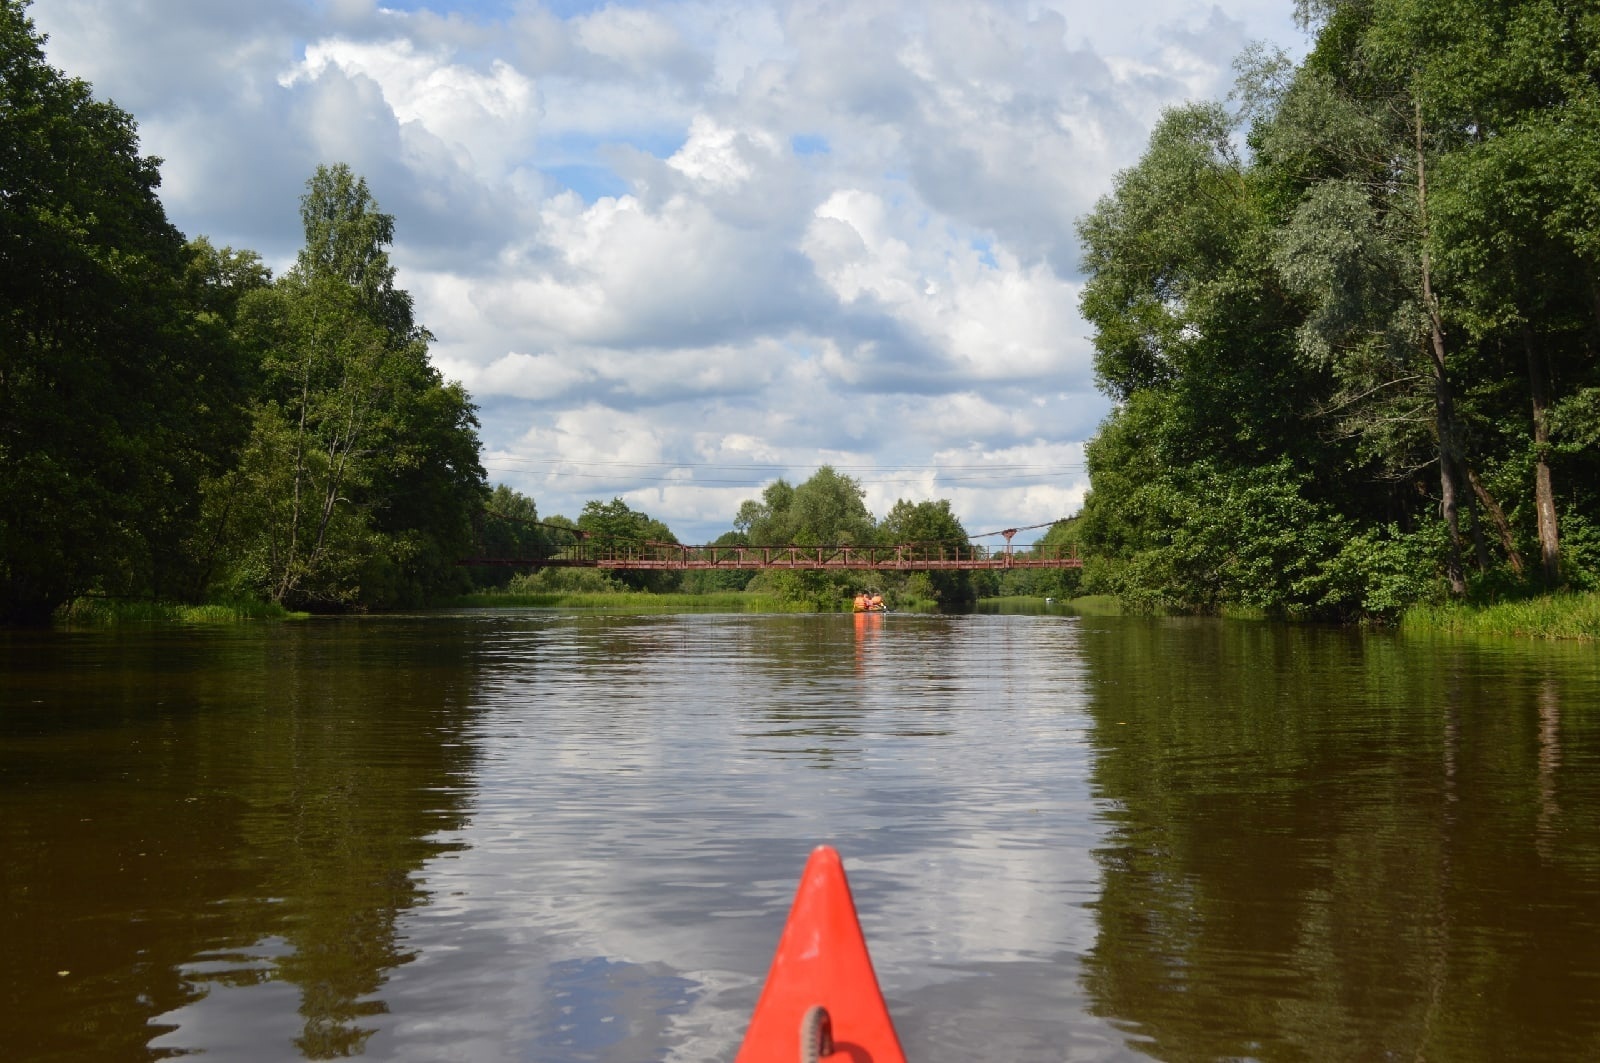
[372,612,1100,1061]
[1,623,478,1061]
[1078,620,1600,1062]
[5,614,1600,1061]
[1538,677,1562,860]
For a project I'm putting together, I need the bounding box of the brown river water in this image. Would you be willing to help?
[2,609,1599,1061]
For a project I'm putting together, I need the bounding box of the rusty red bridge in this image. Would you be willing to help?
[463,519,1081,571]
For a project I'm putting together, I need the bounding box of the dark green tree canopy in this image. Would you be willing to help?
[212,164,486,609]
[293,163,417,339]
[1075,0,1600,615]
[786,466,875,546]
[577,498,678,592]
[878,498,967,547]
[578,497,678,546]
[1,0,248,619]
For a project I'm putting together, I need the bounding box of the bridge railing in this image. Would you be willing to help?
[501,540,1081,570]
[462,537,1081,569]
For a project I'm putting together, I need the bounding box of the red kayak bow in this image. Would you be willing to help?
[735,846,907,1063]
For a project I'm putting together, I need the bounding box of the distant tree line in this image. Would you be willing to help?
[492,466,1078,609]
[1073,0,1600,620]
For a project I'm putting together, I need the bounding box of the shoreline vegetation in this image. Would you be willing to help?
[51,588,1599,641]
[55,597,304,625]
[1399,591,1600,641]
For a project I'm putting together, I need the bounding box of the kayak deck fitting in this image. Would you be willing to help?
[735,846,907,1063]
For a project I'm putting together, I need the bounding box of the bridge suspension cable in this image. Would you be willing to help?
[965,518,1070,540]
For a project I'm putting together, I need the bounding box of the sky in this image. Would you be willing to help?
[31,0,1307,545]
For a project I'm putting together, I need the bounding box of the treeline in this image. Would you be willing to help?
[1073,0,1600,620]
[2,3,483,622]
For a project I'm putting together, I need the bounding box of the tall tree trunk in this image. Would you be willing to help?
[1415,102,1468,597]
[1524,327,1562,586]
[1466,466,1525,577]
[1467,491,1491,572]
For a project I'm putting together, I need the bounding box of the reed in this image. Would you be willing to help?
[55,597,295,625]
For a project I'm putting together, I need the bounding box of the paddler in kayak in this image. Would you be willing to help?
[851,591,887,612]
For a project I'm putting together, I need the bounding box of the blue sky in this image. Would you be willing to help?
[33,0,1306,543]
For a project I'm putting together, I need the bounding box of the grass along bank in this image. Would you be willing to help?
[1401,591,1600,640]
[55,597,300,625]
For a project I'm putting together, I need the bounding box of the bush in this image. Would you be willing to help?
[1301,523,1447,623]
[1557,512,1600,592]
[508,567,622,594]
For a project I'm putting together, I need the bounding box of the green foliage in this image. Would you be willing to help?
[464,485,558,587]
[1018,519,1086,599]
[578,497,676,545]
[1076,0,1600,619]
[730,467,881,607]
[1402,590,1600,640]
[735,466,874,547]
[210,165,486,610]
[789,467,876,546]
[734,478,796,542]
[55,594,292,625]
[1078,103,1323,474]
[0,14,493,621]
[0,1,252,620]
[743,569,850,611]
[1303,523,1447,622]
[1078,103,1244,403]
[1555,512,1600,593]
[680,530,757,592]
[1086,435,1445,620]
[577,497,680,592]
[507,567,622,594]
[878,497,975,606]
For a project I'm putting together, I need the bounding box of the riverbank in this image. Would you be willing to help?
[45,588,1599,640]
[1400,590,1600,640]
[54,597,301,625]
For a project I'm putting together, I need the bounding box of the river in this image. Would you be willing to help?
[3,609,1599,1061]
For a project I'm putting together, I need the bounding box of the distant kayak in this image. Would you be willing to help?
[852,592,887,612]
[735,846,906,1063]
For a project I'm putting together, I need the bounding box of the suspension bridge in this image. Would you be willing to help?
[461,519,1081,571]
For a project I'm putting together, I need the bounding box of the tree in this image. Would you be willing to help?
[878,498,975,606]
[1254,17,1481,594]
[180,238,274,597]
[734,478,797,544]
[1398,0,1600,586]
[1075,102,1387,615]
[1073,1,1600,612]
[577,497,679,592]
[1266,0,1600,593]
[733,468,877,607]
[215,164,485,608]
[0,0,250,620]
[465,485,555,585]
[787,467,876,546]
